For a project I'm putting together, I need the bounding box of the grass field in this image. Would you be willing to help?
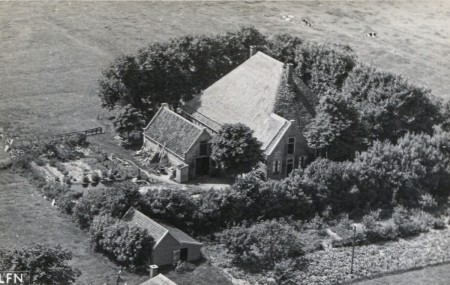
[0,1,449,136]
[0,170,231,285]
[0,1,448,284]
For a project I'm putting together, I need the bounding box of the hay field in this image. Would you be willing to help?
[0,1,449,136]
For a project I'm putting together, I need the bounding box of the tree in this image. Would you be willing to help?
[304,91,368,161]
[341,64,443,142]
[114,105,147,138]
[211,123,264,175]
[265,33,303,64]
[0,244,81,284]
[98,27,267,119]
[218,219,304,272]
[295,43,357,97]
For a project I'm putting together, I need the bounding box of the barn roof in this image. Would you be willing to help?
[182,51,316,154]
[143,106,205,159]
[123,208,202,248]
[139,274,177,285]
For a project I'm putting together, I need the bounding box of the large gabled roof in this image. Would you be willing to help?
[123,208,202,248]
[143,106,206,159]
[182,52,288,152]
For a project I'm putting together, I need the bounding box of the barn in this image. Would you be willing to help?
[142,105,212,183]
[123,207,203,266]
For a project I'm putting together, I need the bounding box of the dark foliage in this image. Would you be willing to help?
[217,219,305,272]
[0,244,81,285]
[89,214,154,268]
[211,123,264,175]
[73,182,141,228]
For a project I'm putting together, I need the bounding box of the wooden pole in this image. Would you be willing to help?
[350,225,356,274]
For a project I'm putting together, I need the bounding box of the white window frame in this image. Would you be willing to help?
[272,160,281,174]
[287,137,295,155]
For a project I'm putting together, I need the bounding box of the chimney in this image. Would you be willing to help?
[249,45,257,58]
[285,63,293,83]
[160,103,168,108]
[149,265,158,278]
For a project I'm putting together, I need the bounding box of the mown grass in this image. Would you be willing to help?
[0,1,448,137]
[0,169,231,285]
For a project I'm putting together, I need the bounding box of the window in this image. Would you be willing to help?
[286,158,294,175]
[287,137,295,154]
[199,141,208,156]
[272,160,281,174]
[300,155,307,168]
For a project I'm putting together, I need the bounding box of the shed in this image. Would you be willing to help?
[123,207,203,266]
[139,274,177,285]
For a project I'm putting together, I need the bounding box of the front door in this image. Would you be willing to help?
[180,248,188,261]
[195,157,210,176]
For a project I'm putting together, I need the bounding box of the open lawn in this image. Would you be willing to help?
[0,1,449,137]
[355,262,450,285]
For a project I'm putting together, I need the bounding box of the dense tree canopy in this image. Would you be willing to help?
[341,64,443,143]
[99,26,445,163]
[304,91,367,161]
[114,104,147,138]
[99,27,267,118]
[211,123,264,175]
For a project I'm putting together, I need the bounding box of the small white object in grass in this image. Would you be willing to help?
[51,199,56,206]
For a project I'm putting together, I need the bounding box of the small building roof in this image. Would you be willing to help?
[183,52,288,152]
[143,106,205,159]
[123,208,202,248]
[139,274,177,285]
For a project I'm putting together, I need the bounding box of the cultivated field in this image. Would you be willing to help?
[0,1,449,136]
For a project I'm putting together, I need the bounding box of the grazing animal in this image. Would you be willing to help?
[302,19,313,27]
[366,32,377,37]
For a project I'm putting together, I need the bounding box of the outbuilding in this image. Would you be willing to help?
[123,207,203,266]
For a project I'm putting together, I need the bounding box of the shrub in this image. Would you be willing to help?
[91,172,100,185]
[89,214,153,268]
[0,244,81,284]
[362,210,381,230]
[73,182,140,228]
[218,219,304,272]
[56,191,82,215]
[392,206,424,237]
[365,222,399,243]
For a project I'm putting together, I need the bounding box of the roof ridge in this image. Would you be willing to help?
[254,51,283,65]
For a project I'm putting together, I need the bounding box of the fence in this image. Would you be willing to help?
[6,127,104,148]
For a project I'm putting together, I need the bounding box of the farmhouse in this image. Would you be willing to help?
[142,47,317,181]
[181,48,317,179]
[123,207,203,266]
